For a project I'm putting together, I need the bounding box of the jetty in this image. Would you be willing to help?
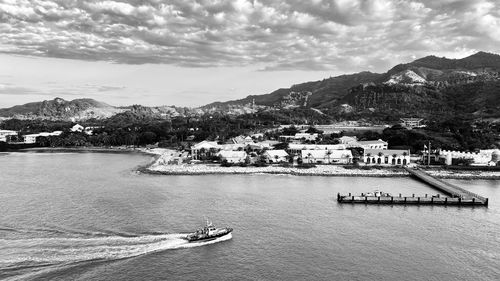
[337,167,488,207]
[404,167,488,205]
[337,193,486,206]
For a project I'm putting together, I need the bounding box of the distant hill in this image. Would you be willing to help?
[0,98,124,121]
[2,52,499,121]
[204,51,500,119]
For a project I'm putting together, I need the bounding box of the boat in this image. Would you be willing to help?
[184,219,233,242]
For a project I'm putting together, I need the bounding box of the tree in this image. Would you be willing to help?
[326,150,332,164]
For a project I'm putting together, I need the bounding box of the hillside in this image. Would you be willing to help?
[0,98,124,121]
[204,51,500,119]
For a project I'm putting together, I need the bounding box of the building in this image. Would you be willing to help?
[400,118,424,129]
[190,141,220,160]
[363,149,410,165]
[351,139,388,150]
[0,130,17,142]
[278,133,318,143]
[338,136,357,145]
[438,150,497,166]
[263,150,289,163]
[23,131,63,144]
[218,151,247,163]
[301,149,353,164]
[294,133,318,141]
[287,144,347,155]
[70,124,84,132]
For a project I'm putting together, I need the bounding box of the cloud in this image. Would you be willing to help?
[0,82,126,97]
[0,0,498,71]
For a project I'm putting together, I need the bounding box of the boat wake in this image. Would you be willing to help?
[0,231,232,280]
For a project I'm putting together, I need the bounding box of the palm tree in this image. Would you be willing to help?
[274,154,280,163]
[307,152,314,163]
[326,150,333,164]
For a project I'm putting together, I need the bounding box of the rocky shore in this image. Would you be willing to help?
[145,158,500,179]
[146,162,410,177]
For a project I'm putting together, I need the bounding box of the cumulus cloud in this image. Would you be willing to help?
[0,0,498,71]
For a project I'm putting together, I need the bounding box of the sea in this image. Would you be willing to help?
[0,152,499,280]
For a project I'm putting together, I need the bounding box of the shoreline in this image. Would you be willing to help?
[7,147,500,179]
[143,159,500,179]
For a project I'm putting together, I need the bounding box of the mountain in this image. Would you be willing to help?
[0,98,124,121]
[205,51,500,119]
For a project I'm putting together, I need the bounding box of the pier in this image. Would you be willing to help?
[404,167,488,205]
[337,193,486,206]
[337,167,488,207]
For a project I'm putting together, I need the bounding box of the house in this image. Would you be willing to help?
[190,140,220,160]
[400,118,424,129]
[263,150,289,163]
[301,149,353,164]
[363,149,410,165]
[350,139,388,150]
[218,151,247,163]
[338,136,357,145]
[70,124,84,132]
[0,130,17,142]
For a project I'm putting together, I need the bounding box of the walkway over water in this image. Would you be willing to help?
[404,167,488,205]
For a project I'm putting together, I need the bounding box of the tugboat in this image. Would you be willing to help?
[184,219,233,242]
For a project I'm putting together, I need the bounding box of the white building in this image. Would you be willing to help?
[338,136,358,145]
[23,131,62,144]
[191,141,220,160]
[288,144,347,155]
[263,150,289,163]
[218,151,247,163]
[351,139,388,150]
[0,130,17,142]
[439,150,497,166]
[301,149,353,164]
[363,149,410,165]
[70,124,84,132]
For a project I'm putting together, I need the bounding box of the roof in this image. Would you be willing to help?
[364,149,409,156]
[301,149,352,159]
[357,139,388,145]
[192,141,219,149]
[264,150,288,158]
[288,144,347,150]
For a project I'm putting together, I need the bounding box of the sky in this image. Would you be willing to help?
[0,0,499,108]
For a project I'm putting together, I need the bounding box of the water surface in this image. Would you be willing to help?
[0,152,499,280]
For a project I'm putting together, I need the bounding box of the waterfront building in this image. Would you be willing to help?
[351,139,388,150]
[23,131,63,144]
[438,150,497,166]
[0,130,17,142]
[301,149,353,164]
[218,151,247,163]
[363,149,410,165]
[287,144,347,155]
[190,141,220,160]
[263,150,289,163]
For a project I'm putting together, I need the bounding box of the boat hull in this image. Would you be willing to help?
[185,228,233,242]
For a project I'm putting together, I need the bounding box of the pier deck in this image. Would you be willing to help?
[404,167,488,205]
[337,193,486,206]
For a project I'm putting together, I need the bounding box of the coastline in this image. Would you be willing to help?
[19,146,172,155]
[143,158,500,179]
